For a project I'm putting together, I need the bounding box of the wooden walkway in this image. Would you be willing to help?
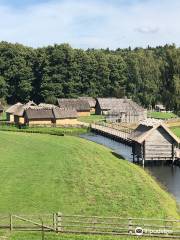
[90,123,132,145]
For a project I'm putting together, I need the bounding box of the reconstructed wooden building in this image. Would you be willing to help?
[6,102,23,122]
[131,121,180,164]
[96,98,147,123]
[155,104,166,112]
[13,104,78,126]
[13,101,37,125]
[79,97,96,113]
[57,98,90,116]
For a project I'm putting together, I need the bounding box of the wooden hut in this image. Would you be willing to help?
[96,98,147,123]
[155,104,166,112]
[24,107,54,126]
[79,97,96,113]
[95,98,121,115]
[6,103,23,122]
[13,101,37,125]
[24,107,78,126]
[131,120,180,164]
[57,99,90,116]
[53,108,78,125]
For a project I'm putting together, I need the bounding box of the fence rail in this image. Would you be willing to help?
[1,213,180,238]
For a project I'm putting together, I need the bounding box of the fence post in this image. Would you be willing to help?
[10,214,13,231]
[128,218,133,235]
[56,212,62,232]
[53,213,56,231]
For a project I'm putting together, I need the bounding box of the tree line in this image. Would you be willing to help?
[0,41,179,113]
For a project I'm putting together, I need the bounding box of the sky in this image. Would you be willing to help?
[0,0,179,49]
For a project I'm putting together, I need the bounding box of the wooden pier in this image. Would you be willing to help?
[90,122,180,166]
[90,123,133,145]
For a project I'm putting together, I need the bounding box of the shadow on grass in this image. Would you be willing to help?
[111,151,126,160]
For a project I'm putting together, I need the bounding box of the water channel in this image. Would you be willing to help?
[81,133,180,203]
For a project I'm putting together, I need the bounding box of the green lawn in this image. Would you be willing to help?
[171,126,180,138]
[0,131,178,219]
[78,114,105,124]
[148,111,177,119]
[9,232,177,240]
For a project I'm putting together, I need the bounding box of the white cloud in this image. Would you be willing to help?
[0,0,179,49]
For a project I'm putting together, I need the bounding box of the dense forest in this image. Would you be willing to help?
[0,41,179,112]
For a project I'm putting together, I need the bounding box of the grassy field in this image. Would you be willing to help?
[8,232,178,240]
[0,130,178,218]
[171,126,180,138]
[78,114,105,124]
[148,111,177,119]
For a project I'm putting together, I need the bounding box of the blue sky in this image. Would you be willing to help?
[0,0,179,49]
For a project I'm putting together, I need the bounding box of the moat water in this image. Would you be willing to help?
[81,133,180,203]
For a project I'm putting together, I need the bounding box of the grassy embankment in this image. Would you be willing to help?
[0,124,88,136]
[0,131,179,216]
[0,131,179,239]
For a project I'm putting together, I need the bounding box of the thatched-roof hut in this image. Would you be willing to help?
[131,121,179,164]
[96,98,147,123]
[6,103,23,122]
[79,97,96,113]
[24,107,78,126]
[57,98,90,116]
[155,104,166,112]
[13,101,37,124]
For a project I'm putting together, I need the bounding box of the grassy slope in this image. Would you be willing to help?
[148,111,177,119]
[0,131,178,219]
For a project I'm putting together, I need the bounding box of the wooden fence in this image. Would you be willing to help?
[1,213,180,238]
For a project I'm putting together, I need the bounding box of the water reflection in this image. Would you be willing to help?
[81,133,180,202]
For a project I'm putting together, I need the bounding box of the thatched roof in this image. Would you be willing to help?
[53,108,77,119]
[96,98,123,110]
[57,98,90,111]
[25,108,54,120]
[131,123,179,144]
[25,106,77,120]
[6,103,23,114]
[39,103,57,108]
[79,97,96,108]
[13,101,37,117]
[98,98,146,114]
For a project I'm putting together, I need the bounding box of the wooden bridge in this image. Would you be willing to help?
[90,123,133,145]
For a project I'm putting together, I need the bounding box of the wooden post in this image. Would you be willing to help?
[53,213,56,231]
[142,158,145,168]
[128,218,133,234]
[10,214,13,231]
[56,212,62,232]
